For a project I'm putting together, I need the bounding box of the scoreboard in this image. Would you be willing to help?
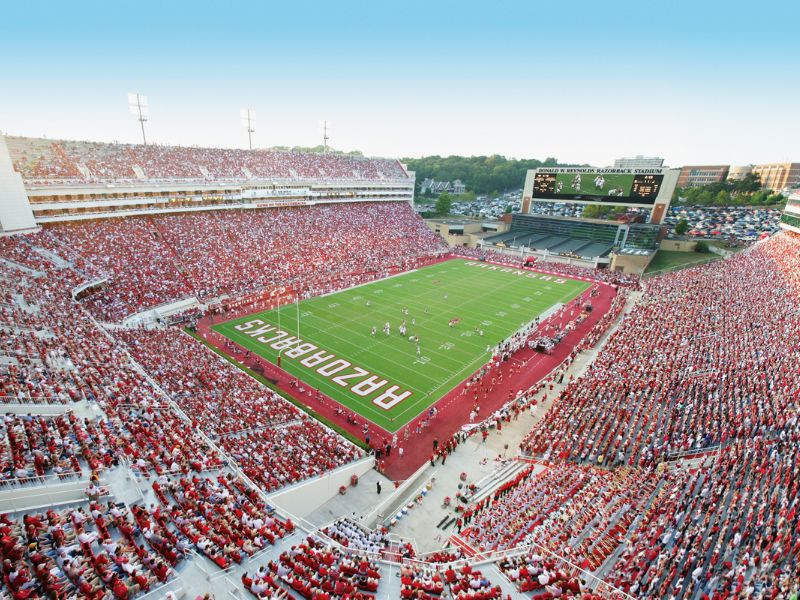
[532,172,557,196]
[630,174,662,201]
[529,169,667,206]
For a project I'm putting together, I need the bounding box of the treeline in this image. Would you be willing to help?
[269,145,364,156]
[401,155,576,196]
[674,173,785,207]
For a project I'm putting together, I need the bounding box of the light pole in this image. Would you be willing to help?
[127,93,149,145]
[319,120,330,153]
[240,108,256,150]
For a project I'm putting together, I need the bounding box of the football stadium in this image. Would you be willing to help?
[1,3,799,600]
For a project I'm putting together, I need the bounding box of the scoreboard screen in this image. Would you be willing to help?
[532,171,664,205]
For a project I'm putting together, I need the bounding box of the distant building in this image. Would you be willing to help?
[613,156,665,169]
[727,165,753,181]
[751,163,800,192]
[420,178,467,195]
[677,165,730,188]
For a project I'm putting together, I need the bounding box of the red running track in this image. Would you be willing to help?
[196,261,617,481]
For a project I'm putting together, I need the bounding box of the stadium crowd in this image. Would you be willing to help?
[321,519,390,556]
[0,501,181,599]
[606,437,800,598]
[479,232,800,598]
[2,177,800,599]
[271,535,382,598]
[522,234,800,468]
[1,413,117,483]
[0,262,221,477]
[9,137,409,184]
[460,464,657,569]
[151,474,294,568]
[0,228,365,499]
[27,202,447,321]
[219,422,361,493]
[115,327,362,490]
[498,552,590,598]
[399,562,445,598]
[452,247,640,288]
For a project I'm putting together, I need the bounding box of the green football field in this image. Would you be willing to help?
[212,259,589,432]
[555,172,634,197]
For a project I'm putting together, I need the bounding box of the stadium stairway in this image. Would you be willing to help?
[148,216,198,295]
[467,458,531,506]
[29,246,73,269]
[0,257,44,277]
[484,562,530,600]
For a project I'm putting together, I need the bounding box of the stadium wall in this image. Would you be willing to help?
[266,455,375,519]
[0,135,36,232]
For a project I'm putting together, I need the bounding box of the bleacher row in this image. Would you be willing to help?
[24,202,447,322]
[483,230,614,260]
[7,137,409,184]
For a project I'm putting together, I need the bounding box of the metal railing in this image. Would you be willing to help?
[0,480,111,514]
[0,470,84,489]
[666,445,720,462]
[0,394,70,405]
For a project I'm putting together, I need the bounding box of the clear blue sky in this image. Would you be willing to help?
[1,0,797,166]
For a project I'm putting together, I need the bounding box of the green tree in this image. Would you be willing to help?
[581,205,615,220]
[666,173,775,207]
[401,155,588,196]
[697,190,714,205]
[695,241,710,253]
[731,173,761,194]
[675,219,689,236]
[766,193,786,206]
[683,187,701,205]
[435,192,452,215]
[581,205,602,219]
[505,205,513,214]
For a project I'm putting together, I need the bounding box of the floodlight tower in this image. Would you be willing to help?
[240,108,256,150]
[127,93,149,145]
[320,120,330,153]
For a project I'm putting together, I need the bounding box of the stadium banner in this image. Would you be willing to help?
[241,188,310,198]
